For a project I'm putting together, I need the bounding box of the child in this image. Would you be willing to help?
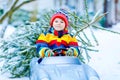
[36,9,80,58]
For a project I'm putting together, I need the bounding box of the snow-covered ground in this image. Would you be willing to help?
[0,23,120,80]
[88,23,120,80]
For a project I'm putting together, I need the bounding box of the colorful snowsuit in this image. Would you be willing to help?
[36,27,80,58]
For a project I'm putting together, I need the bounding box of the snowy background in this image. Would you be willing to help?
[88,23,120,80]
[0,23,120,80]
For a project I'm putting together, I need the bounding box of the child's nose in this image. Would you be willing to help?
[58,22,61,24]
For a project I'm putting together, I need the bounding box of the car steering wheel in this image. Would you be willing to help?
[52,48,67,56]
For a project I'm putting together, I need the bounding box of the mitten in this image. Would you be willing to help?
[66,47,79,56]
[66,48,74,56]
[45,49,54,57]
[39,48,54,58]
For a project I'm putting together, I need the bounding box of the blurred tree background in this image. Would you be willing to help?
[0,0,120,78]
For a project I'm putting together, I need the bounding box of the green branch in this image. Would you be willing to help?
[93,25,120,35]
[74,12,107,37]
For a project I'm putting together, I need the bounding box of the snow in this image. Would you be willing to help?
[0,23,120,80]
[88,26,120,80]
[3,25,16,38]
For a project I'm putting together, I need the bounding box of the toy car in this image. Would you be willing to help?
[30,56,100,80]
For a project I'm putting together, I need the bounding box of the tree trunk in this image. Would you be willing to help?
[104,0,116,27]
[115,0,118,22]
[104,0,108,27]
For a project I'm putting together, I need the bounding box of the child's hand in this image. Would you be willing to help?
[45,49,54,57]
[66,48,74,56]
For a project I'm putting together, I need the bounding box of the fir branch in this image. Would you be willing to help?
[89,27,99,46]
[74,23,90,37]
[84,0,90,22]
[77,35,94,47]
[93,25,120,35]
[74,12,107,37]
[69,11,89,25]
[90,12,107,24]
[82,31,92,45]
[80,46,99,52]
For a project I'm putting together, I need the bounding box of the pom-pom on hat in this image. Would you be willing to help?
[50,9,69,27]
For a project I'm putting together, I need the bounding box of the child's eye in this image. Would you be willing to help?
[60,21,64,23]
[55,20,58,23]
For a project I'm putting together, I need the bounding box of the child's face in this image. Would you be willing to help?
[53,18,65,31]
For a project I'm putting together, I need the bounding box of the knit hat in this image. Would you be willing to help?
[50,9,69,27]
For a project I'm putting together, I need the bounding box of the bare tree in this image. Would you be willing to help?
[104,0,116,27]
[0,0,36,38]
[115,0,119,21]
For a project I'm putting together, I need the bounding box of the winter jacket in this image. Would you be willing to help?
[36,27,80,58]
